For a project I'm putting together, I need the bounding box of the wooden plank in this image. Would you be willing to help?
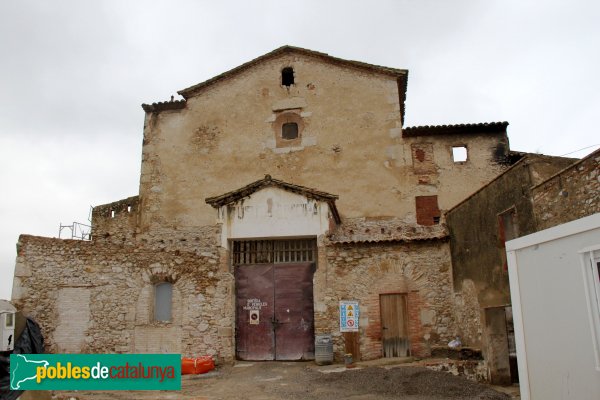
[380,294,410,357]
[343,331,361,361]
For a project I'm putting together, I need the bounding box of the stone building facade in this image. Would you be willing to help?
[445,149,599,384]
[12,46,521,363]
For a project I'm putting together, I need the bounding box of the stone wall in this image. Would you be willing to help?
[12,234,235,362]
[532,148,600,230]
[91,196,139,242]
[445,155,575,348]
[445,153,577,385]
[315,239,455,360]
[11,47,526,366]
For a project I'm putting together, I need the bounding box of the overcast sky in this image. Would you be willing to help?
[1,0,599,299]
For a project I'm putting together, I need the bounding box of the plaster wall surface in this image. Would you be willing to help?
[217,187,332,247]
[138,52,509,234]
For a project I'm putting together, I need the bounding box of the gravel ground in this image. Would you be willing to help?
[275,366,511,400]
[54,362,513,400]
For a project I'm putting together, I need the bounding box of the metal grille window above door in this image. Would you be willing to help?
[232,239,316,265]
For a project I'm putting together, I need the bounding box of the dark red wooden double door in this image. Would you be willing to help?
[235,263,315,360]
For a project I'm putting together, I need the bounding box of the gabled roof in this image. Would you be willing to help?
[403,121,509,137]
[172,45,409,122]
[205,175,341,223]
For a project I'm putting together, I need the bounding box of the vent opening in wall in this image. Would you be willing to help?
[452,146,468,162]
[282,122,299,140]
[282,67,294,87]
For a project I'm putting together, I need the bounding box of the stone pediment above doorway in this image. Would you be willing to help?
[205,175,340,248]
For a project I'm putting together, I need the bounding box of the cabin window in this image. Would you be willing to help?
[581,249,600,369]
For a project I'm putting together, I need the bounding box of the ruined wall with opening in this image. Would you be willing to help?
[12,234,235,362]
[532,148,600,230]
[91,196,139,243]
[401,133,511,221]
[314,239,455,361]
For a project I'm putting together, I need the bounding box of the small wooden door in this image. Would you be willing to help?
[235,263,314,360]
[380,294,410,357]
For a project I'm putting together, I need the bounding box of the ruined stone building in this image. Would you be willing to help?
[446,148,600,384]
[13,46,534,367]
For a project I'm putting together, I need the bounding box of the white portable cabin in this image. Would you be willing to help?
[506,213,600,400]
[0,299,16,352]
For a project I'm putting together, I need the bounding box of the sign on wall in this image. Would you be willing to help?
[340,301,359,332]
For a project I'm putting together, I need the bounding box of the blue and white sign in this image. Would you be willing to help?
[339,300,359,332]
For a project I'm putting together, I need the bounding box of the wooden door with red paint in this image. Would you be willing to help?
[235,264,275,360]
[235,262,314,360]
[274,263,315,360]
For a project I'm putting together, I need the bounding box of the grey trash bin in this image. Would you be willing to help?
[315,334,333,365]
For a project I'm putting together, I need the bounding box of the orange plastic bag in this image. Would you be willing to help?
[181,356,215,375]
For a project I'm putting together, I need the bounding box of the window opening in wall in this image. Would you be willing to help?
[110,210,115,218]
[127,205,132,213]
[433,216,441,225]
[582,248,600,369]
[232,239,316,266]
[154,282,173,322]
[282,67,294,86]
[452,146,468,162]
[282,122,299,140]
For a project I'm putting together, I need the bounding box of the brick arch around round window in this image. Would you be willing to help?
[272,111,304,148]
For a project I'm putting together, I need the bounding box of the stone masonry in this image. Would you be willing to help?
[11,46,523,365]
[532,148,600,230]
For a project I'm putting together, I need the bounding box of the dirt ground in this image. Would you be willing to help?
[53,361,518,400]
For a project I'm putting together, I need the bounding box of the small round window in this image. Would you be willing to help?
[282,122,299,140]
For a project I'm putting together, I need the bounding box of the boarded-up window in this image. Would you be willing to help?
[498,207,519,243]
[411,143,436,174]
[415,195,441,226]
[154,282,173,322]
